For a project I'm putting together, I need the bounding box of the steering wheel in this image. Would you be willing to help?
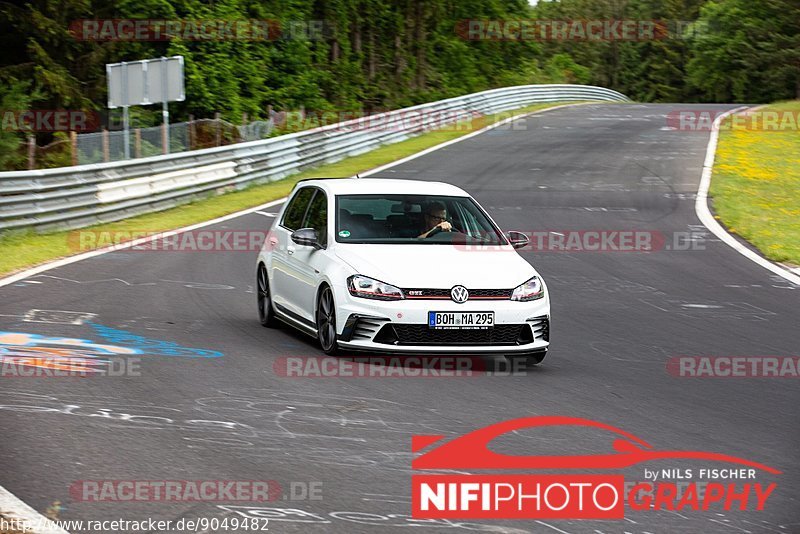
[424,223,464,238]
[425,226,444,238]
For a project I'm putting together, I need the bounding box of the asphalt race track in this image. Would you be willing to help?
[1,104,797,533]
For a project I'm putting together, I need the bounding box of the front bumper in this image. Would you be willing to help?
[333,292,550,354]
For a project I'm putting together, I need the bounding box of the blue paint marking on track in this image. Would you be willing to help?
[88,322,224,358]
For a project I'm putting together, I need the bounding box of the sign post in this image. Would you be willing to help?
[122,106,130,159]
[162,57,170,154]
[106,56,185,158]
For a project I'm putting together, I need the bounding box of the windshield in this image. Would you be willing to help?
[335,194,507,245]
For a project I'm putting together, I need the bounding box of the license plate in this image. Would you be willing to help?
[428,311,494,329]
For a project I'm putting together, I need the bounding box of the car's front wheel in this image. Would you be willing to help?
[257,264,278,327]
[316,285,339,355]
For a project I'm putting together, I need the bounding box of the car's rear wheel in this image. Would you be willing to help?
[257,264,278,327]
[316,285,339,355]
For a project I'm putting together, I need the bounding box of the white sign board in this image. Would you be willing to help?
[107,56,185,109]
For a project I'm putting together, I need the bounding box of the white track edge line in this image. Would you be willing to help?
[0,198,286,288]
[695,106,800,285]
[0,485,69,534]
[0,102,589,289]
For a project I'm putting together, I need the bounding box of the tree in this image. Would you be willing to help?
[0,79,35,170]
[686,0,800,102]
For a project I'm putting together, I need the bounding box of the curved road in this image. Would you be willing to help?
[1,104,797,533]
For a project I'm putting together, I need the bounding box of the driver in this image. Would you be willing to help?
[418,201,452,238]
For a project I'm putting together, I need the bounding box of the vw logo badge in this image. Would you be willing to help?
[450,285,469,304]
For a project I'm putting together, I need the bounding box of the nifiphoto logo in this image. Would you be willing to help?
[411,417,780,520]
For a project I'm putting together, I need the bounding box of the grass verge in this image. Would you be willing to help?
[711,101,800,265]
[0,101,579,277]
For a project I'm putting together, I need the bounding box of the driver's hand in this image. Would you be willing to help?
[438,221,452,232]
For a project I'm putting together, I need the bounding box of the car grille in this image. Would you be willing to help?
[402,288,513,300]
[375,324,532,346]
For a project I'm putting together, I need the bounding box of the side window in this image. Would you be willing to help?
[303,190,328,246]
[281,187,315,230]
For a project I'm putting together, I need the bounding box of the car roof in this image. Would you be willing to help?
[295,178,470,197]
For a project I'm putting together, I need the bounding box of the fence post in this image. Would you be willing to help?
[135,128,142,158]
[215,112,221,146]
[102,128,110,162]
[188,114,195,150]
[27,135,35,170]
[70,131,78,166]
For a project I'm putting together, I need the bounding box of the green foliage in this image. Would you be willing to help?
[545,54,591,84]
[531,0,797,103]
[0,79,35,169]
[0,0,796,169]
[686,0,800,103]
[0,0,540,124]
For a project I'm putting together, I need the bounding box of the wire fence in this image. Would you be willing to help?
[6,103,556,169]
[15,116,276,169]
[73,118,274,165]
[1,84,632,232]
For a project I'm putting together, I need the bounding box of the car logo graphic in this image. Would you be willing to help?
[412,416,781,473]
[450,286,469,303]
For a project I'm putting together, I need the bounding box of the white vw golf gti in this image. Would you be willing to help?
[256,178,550,365]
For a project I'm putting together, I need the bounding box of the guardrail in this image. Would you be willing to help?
[0,84,630,232]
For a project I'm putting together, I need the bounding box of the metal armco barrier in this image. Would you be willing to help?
[0,85,630,232]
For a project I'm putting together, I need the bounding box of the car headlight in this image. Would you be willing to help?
[510,276,544,301]
[347,275,404,301]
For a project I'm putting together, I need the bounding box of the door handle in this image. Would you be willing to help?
[287,246,295,255]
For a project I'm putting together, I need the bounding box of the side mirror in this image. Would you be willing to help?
[506,231,529,250]
[291,228,323,249]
